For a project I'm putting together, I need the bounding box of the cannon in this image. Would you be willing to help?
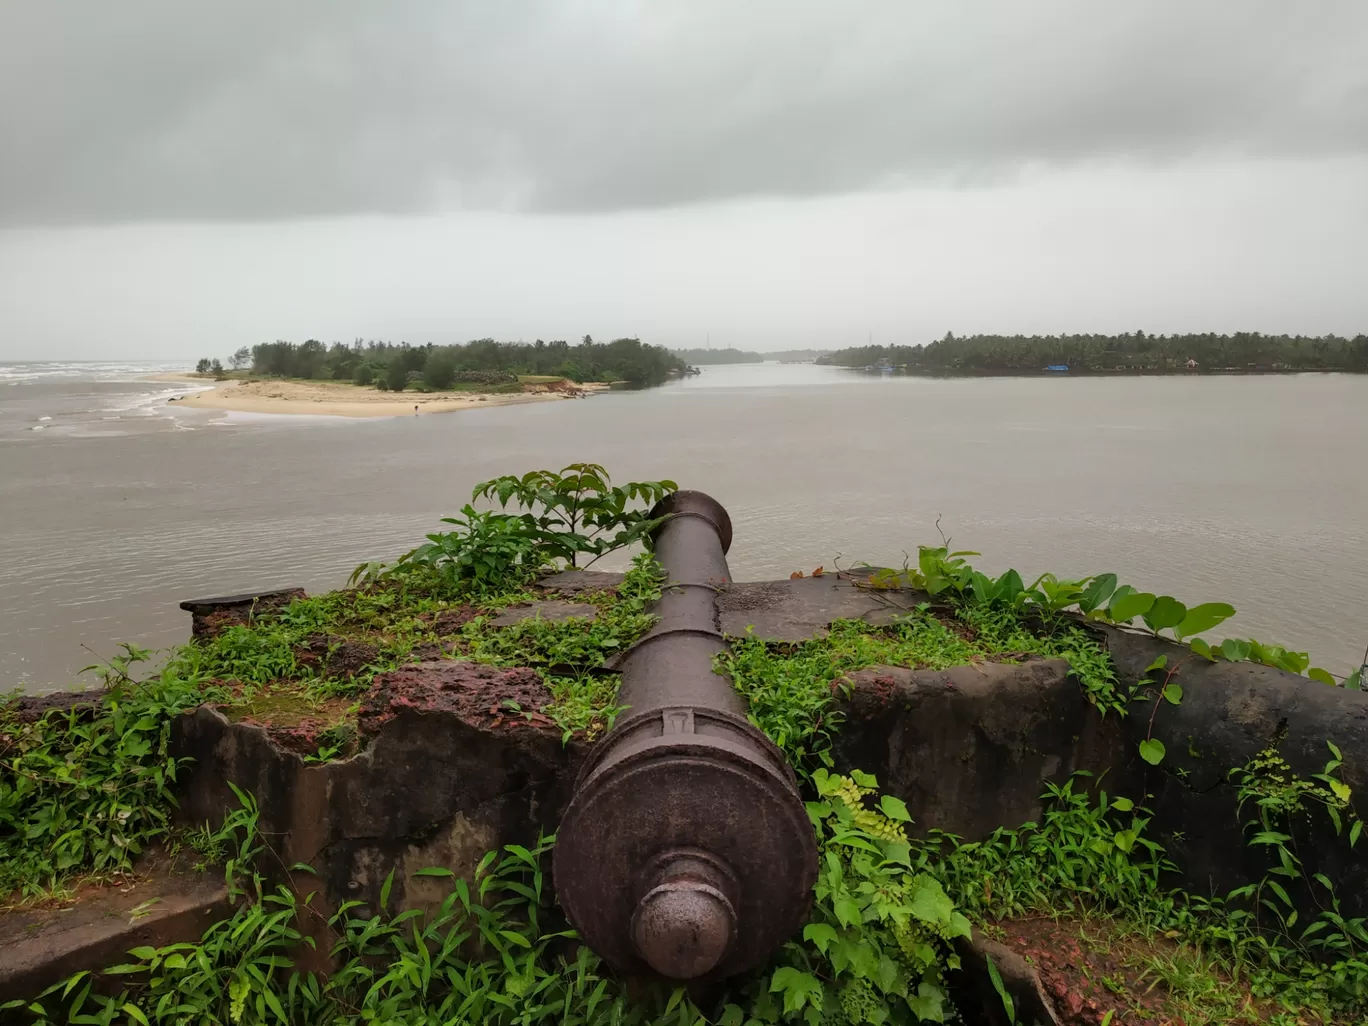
[553,491,818,982]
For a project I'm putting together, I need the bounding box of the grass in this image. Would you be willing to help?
[195,371,532,395]
[720,605,1119,770]
[409,379,525,394]
[138,552,664,753]
[4,520,1364,1023]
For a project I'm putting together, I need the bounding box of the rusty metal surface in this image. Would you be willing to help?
[553,490,817,982]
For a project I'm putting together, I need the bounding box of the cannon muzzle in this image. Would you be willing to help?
[553,491,818,982]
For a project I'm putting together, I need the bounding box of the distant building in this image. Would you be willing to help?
[1186,358,1198,370]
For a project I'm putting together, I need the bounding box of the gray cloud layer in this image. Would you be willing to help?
[2,1,1366,226]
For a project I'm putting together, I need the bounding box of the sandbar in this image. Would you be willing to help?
[148,374,604,419]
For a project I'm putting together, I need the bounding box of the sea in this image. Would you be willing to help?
[2,360,1366,691]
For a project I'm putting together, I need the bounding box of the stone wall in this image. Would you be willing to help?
[167,575,1368,929]
[832,658,1127,840]
[1095,623,1368,922]
[172,662,588,923]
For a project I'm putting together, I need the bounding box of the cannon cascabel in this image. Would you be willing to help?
[552,490,818,982]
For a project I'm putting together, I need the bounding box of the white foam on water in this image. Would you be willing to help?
[0,361,186,383]
[96,382,216,416]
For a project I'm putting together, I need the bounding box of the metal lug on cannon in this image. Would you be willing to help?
[553,491,818,982]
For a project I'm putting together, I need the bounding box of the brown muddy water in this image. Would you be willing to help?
[2,361,1366,690]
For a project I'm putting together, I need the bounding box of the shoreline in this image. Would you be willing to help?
[826,366,1365,378]
[147,373,606,419]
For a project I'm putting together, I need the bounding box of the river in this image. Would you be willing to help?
[2,361,1366,690]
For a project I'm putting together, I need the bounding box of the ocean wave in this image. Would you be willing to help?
[0,361,185,383]
[97,384,213,414]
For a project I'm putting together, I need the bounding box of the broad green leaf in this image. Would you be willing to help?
[1307,667,1336,686]
[907,981,946,1022]
[881,839,912,866]
[1142,596,1187,633]
[1112,829,1136,853]
[801,923,837,954]
[1108,590,1155,623]
[906,877,955,925]
[1162,683,1183,705]
[1219,638,1251,662]
[1078,572,1118,614]
[1175,602,1236,639]
[1188,637,1213,660]
[995,569,1025,603]
[768,968,823,1014]
[1111,797,1135,812]
[878,794,911,822]
[833,897,862,928]
[1138,738,1166,765]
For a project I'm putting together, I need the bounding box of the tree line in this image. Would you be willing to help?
[817,332,1368,374]
[196,337,686,389]
[672,347,763,365]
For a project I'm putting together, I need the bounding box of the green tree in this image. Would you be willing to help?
[195,358,212,374]
[384,360,409,392]
[230,346,251,370]
[423,349,458,390]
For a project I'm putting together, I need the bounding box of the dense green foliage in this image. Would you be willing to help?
[868,545,1358,691]
[2,466,677,897]
[0,648,209,899]
[722,612,1118,770]
[228,335,685,388]
[819,332,1368,374]
[361,464,678,596]
[5,464,1367,1024]
[721,591,1365,1021]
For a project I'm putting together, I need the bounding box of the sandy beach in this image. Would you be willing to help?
[148,374,603,418]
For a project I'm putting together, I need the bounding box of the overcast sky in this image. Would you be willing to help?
[2,1,1366,359]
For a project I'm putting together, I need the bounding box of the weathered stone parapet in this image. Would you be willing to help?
[833,659,1126,840]
[178,588,307,641]
[1092,623,1368,922]
[0,863,229,1003]
[171,661,587,921]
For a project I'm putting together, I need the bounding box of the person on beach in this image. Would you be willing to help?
[414,404,419,415]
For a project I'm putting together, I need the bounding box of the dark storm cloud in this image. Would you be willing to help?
[2,1,1365,226]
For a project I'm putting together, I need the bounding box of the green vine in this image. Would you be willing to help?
[5,471,1368,1024]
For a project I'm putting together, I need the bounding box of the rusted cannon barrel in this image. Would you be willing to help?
[553,491,817,982]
